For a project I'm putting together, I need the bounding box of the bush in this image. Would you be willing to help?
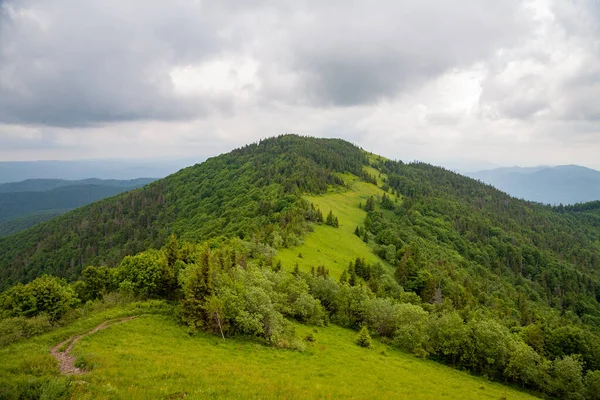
[585,370,600,400]
[392,303,429,356]
[356,326,373,348]
[0,314,53,346]
[0,275,77,321]
[117,250,169,298]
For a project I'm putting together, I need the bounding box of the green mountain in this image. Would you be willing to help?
[0,178,156,238]
[0,136,365,287]
[2,135,600,399]
[468,165,600,205]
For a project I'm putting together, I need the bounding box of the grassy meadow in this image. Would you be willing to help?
[0,311,538,400]
[277,172,395,278]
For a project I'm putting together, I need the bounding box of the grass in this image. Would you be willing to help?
[58,314,537,399]
[277,172,397,278]
[0,300,170,399]
[0,299,538,399]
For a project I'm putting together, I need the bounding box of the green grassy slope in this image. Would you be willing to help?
[0,311,537,400]
[277,173,392,277]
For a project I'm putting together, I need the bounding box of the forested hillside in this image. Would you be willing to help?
[2,135,600,398]
[0,178,156,238]
[0,136,367,288]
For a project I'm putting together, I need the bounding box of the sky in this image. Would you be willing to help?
[1,0,599,171]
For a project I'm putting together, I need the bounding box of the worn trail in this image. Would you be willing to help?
[50,316,137,375]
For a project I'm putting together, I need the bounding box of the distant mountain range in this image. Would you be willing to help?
[0,159,200,184]
[0,178,156,237]
[467,165,600,205]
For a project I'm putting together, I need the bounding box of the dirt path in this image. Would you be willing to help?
[51,316,137,375]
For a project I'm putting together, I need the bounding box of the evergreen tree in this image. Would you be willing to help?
[381,193,394,210]
[364,196,375,212]
[325,210,339,228]
[356,326,373,348]
[326,210,333,226]
[339,269,348,284]
[165,234,179,267]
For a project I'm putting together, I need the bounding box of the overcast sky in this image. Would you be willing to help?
[1,0,599,171]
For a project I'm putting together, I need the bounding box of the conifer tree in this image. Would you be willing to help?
[365,196,375,212]
[326,210,333,225]
[356,326,373,348]
[339,269,348,284]
[165,234,179,267]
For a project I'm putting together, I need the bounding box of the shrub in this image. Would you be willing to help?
[585,370,600,400]
[392,303,429,356]
[0,275,77,321]
[356,326,373,348]
[0,314,53,346]
[117,250,169,298]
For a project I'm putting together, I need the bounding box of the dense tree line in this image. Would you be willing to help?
[370,158,600,324]
[2,236,600,398]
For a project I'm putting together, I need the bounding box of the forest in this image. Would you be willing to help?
[1,135,600,399]
[0,178,155,238]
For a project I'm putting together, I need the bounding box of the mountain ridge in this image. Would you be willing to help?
[468,164,600,205]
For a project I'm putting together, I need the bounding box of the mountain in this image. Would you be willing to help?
[0,136,366,285]
[0,178,155,193]
[0,159,199,183]
[468,165,600,205]
[0,178,156,237]
[1,135,600,399]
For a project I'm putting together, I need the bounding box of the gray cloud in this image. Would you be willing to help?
[1,0,600,170]
[0,0,240,127]
[478,0,600,124]
[0,0,531,127]
[278,1,530,106]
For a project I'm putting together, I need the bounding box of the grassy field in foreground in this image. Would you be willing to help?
[277,175,394,278]
[61,314,537,400]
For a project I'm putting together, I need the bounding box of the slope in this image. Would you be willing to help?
[0,308,537,400]
[0,210,66,238]
[0,179,156,238]
[277,173,390,278]
[0,135,368,289]
[3,135,600,398]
